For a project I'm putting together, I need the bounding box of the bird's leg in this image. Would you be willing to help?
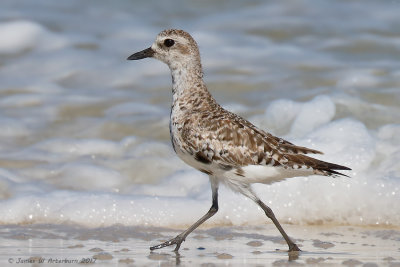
[150,177,219,251]
[256,199,301,252]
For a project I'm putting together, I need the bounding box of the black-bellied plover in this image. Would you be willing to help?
[127,29,351,252]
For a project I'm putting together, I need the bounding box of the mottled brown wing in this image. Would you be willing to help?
[181,113,263,166]
[183,105,350,176]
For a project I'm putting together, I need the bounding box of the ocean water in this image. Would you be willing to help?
[0,0,399,229]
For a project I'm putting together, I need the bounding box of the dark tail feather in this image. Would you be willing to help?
[285,154,351,178]
[325,168,351,178]
[318,161,351,178]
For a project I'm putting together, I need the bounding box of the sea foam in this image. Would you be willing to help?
[0,96,398,227]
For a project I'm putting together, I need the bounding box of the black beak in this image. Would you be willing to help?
[127,47,154,60]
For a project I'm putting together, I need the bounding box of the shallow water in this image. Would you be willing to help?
[0,224,399,266]
[0,0,400,234]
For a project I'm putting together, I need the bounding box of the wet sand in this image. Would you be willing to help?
[0,224,399,266]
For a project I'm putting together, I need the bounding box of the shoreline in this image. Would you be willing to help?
[0,224,399,266]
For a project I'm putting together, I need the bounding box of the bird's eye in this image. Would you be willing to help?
[164,39,175,47]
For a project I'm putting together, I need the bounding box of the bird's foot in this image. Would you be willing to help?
[288,243,301,252]
[150,234,185,252]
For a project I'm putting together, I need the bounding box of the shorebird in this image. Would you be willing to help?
[127,29,351,252]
